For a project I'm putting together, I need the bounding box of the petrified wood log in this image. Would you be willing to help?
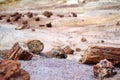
[8,42,33,60]
[0,59,30,80]
[25,40,44,54]
[79,46,120,65]
[93,59,116,79]
[63,46,74,54]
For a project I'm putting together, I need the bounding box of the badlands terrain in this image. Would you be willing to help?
[0,0,120,80]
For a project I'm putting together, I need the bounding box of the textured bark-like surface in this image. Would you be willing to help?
[63,46,74,54]
[8,42,33,60]
[0,59,30,80]
[25,40,44,54]
[79,46,120,65]
[93,59,116,80]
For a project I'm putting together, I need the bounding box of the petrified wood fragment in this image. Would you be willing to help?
[0,59,30,80]
[93,59,116,80]
[8,42,33,60]
[71,12,77,17]
[46,22,52,28]
[26,12,33,18]
[45,47,67,59]
[63,46,74,54]
[57,14,64,18]
[79,46,120,65]
[43,11,53,18]
[116,21,120,26]
[35,17,40,21]
[25,40,44,54]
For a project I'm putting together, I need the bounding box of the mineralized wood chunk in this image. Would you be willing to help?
[43,11,53,18]
[0,60,30,80]
[79,46,120,65]
[63,46,74,54]
[25,40,44,54]
[45,47,67,59]
[8,42,33,60]
[93,59,116,80]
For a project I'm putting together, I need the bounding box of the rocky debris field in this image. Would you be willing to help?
[0,0,120,80]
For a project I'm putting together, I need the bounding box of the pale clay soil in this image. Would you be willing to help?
[0,0,120,80]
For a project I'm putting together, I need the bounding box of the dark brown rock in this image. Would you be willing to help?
[26,12,33,18]
[46,22,52,28]
[0,16,2,20]
[31,29,35,31]
[57,14,64,18]
[6,18,11,22]
[43,11,53,18]
[35,17,40,21]
[39,24,45,27]
[71,12,77,17]
[101,40,104,43]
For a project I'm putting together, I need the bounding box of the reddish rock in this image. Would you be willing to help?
[0,59,30,80]
[93,59,116,79]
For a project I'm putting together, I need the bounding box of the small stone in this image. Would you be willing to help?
[0,16,2,20]
[46,22,52,28]
[32,29,35,31]
[57,14,64,18]
[39,24,45,27]
[26,12,33,18]
[35,17,40,21]
[71,12,77,17]
[116,21,120,26]
[43,11,53,18]
[101,40,104,43]
[6,18,11,22]
[81,37,87,42]
[22,21,28,24]
[76,48,81,52]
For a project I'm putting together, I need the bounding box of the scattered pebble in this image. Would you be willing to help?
[76,48,81,52]
[46,22,52,28]
[81,37,87,42]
